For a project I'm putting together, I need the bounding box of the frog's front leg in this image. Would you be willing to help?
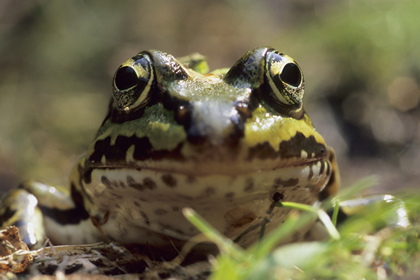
[0,183,45,248]
[0,180,102,248]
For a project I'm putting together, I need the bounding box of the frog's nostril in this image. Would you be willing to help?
[172,104,207,145]
[235,103,251,119]
[174,105,190,124]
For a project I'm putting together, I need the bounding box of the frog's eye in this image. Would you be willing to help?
[265,50,304,106]
[115,67,138,90]
[112,53,154,111]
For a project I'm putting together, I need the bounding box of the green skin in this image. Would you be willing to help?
[0,47,341,256]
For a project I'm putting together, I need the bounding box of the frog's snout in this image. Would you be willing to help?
[180,100,246,146]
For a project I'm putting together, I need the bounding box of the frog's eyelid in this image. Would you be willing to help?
[145,50,191,82]
[223,47,268,88]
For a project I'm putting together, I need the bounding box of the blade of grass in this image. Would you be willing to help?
[182,207,244,260]
[251,210,317,259]
[280,202,340,240]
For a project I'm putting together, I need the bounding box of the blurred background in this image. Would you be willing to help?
[0,0,419,195]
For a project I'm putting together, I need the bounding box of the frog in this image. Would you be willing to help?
[0,47,340,257]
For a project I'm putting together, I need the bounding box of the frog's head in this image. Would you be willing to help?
[87,47,329,175]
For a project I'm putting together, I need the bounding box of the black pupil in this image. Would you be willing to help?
[115,66,138,90]
[280,63,301,87]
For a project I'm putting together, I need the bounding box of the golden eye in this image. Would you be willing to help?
[112,53,154,111]
[265,50,304,106]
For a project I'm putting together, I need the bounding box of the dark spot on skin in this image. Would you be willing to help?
[247,130,327,161]
[140,211,150,226]
[127,176,156,191]
[88,136,185,164]
[133,201,141,207]
[103,211,110,225]
[225,192,235,200]
[247,142,277,160]
[161,174,177,188]
[143,178,157,190]
[110,193,123,199]
[243,178,254,193]
[266,192,285,216]
[204,187,216,196]
[127,176,143,190]
[155,208,167,215]
[172,206,179,212]
[134,139,184,162]
[101,176,113,189]
[272,192,284,202]
[273,177,299,188]
[279,132,326,159]
[89,136,127,162]
[186,176,196,183]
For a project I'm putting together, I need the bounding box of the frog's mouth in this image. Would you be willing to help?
[85,154,330,178]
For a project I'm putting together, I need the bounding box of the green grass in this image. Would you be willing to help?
[183,178,420,280]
